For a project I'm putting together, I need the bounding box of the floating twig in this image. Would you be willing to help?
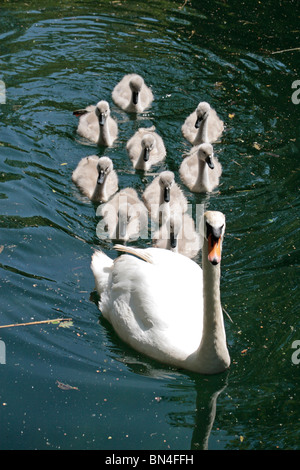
[271,47,300,55]
[0,318,72,329]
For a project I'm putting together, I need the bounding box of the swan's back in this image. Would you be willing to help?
[92,247,203,362]
[77,111,98,143]
[72,155,98,199]
[206,107,224,142]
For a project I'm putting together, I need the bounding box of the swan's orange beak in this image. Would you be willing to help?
[208,234,222,265]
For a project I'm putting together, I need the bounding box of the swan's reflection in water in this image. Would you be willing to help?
[115,351,229,450]
[191,373,228,450]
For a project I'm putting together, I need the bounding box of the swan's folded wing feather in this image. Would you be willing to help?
[114,244,154,264]
[207,108,224,142]
[181,111,197,142]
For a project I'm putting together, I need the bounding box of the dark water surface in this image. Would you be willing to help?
[0,0,299,450]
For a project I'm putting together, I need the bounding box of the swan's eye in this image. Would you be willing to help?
[206,222,224,240]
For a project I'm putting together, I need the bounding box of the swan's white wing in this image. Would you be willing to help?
[100,248,203,362]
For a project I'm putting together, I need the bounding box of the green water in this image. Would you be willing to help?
[0,0,299,450]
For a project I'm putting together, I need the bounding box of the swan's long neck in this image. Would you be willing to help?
[195,159,210,191]
[196,240,230,374]
[98,118,112,146]
[194,116,209,144]
[135,149,149,170]
[92,178,107,202]
[158,188,170,226]
[167,231,178,253]
[129,91,140,112]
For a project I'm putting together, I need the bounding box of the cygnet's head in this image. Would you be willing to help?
[203,211,226,265]
[159,171,175,203]
[95,101,111,126]
[195,102,211,128]
[197,143,214,169]
[141,134,155,162]
[97,157,113,185]
[129,75,144,104]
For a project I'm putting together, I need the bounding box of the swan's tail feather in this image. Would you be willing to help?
[73,109,89,117]
[91,249,114,295]
[114,244,153,264]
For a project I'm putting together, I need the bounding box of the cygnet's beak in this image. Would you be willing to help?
[195,115,203,128]
[170,230,177,249]
[143,147,150,162]
[206,154,214,169]
[118,217,127,239]
[164,186,170,203]
[98,113,105,127]
[97,170,105,185]
[132,91,139,105]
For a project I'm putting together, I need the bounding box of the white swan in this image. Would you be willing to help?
[182,101,224,145]
[91,211,230,374]
[100,188,148,242]
[180,143,222,193]
[72,155,118,202]
[112,74,154,112]
[126,126,166,171]
[73,100,118,146]
[143,171,188,225]
[153,212,201,259]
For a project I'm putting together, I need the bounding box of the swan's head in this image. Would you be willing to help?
[204,211,225,265]
[97,157,113,185]
[129,75,144,105]
[141,134,155,162]
[197,143,214,169]
[195,102,211,128]
[95,101,111,126]
[159,171,174,203]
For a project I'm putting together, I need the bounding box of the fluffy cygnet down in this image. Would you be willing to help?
[153,211,201,259]
[180,143,222,193]
[99,188,148,242]
[126,126,166,171]
[143,171,188,226]
[181,101,224,145]
[73,100,118,147]
[72,155,118,203]
[112,74,154,113]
